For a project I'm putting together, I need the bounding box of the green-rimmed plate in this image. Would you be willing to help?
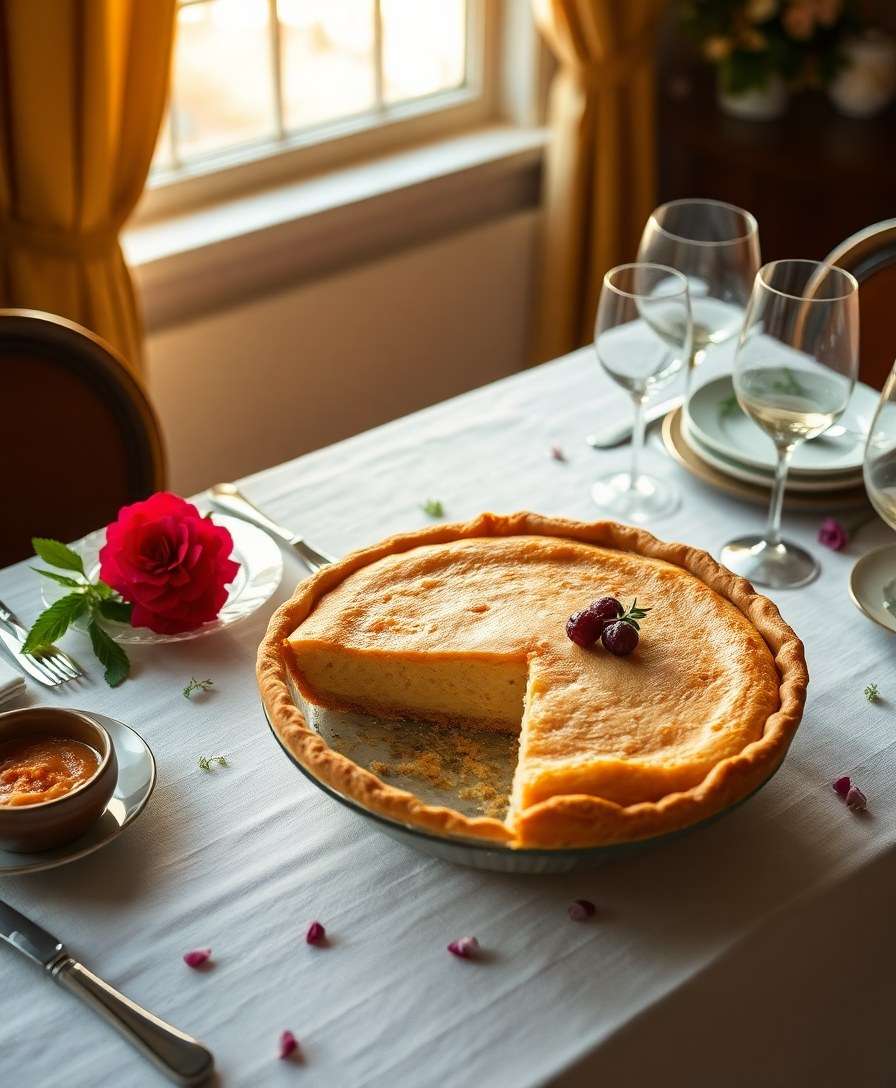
[686,375,877,476]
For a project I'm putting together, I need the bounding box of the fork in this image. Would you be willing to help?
[0,600,85,686]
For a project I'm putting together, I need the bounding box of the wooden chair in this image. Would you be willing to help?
[0,309,166,567]
[825,220,896,390]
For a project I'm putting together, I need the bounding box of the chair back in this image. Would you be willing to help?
[0,309,166,567]
[825,220,896,390]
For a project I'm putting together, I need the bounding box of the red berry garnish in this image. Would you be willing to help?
[567,596,648,655]
[566,609,603,647]
[590,596,624,625]
[566,596,623,648]
[602,620,639,656]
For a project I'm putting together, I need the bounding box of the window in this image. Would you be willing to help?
[148,0,495,208]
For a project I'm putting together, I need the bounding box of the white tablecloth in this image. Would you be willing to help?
[2,348,895,1088]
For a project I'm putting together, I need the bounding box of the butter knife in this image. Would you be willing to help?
[208,482,334,573]
[0,898,214,1086]
[586,394,683,449]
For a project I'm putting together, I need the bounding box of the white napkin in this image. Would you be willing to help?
[0,657,26,708]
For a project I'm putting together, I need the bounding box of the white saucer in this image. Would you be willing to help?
[686,375,877,476]
[0,711,156,875]
[681,418,863,493]
[849,545,896,634]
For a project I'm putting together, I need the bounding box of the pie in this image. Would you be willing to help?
[258,513,807,848]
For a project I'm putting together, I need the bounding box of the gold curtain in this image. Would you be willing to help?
[0,0,176,374]
[532,0,665,362]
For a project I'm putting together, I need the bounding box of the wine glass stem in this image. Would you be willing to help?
[629,393,646,491]
[766,443,795,546]
[683,347,705,404]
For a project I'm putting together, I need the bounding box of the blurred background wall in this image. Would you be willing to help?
[140,209,537,493]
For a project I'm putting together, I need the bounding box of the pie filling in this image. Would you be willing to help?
[295,646,527,732]
[286,534,782,838]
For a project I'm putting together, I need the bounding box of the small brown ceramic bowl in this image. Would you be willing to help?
[0,708,118,853]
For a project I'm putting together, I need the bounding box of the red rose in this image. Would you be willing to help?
[99,492,239,635]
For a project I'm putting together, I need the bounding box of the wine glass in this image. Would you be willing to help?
[862,362,896,614]
[638,198,760,397]
[593,263,692,522]
[865,363,896,526]
[721,260,860,589]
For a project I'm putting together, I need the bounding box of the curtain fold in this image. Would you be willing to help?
[0,0,176,374]
[532,0,665,362]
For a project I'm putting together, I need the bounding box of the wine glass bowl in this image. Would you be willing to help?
[863,363,896,530]
[638,198,760,394]
[857,363,896,626]
[721,260,860,589]
[592,263,692,522]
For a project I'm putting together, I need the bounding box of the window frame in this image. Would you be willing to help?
[136,0,501,223]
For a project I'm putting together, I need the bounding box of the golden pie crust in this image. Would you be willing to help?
[258,513,808,848]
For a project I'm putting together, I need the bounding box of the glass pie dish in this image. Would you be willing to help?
[262,687,780,875]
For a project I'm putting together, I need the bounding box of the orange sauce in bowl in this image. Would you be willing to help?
[0,736,100,807]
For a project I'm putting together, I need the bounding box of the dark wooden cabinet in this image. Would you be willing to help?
[658,67,896,262]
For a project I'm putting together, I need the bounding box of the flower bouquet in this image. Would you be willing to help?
[680,0,860,114]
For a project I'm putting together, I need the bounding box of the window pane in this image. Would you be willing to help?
[381,0,466,105]
[151,110,176,173]
[278,0,375,131]
[172,0,276,161]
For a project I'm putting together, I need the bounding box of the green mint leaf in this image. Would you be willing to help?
[87,619,130,687]
[422,499,444,518]
[30,567,84,589]
[91,580,116,600]
[31,538,84,574]
[22,594,89,653]
[98,598,133,624]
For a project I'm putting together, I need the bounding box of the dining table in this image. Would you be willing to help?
[2,344,895,1088]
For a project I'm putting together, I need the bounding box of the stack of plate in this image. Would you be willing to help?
[661,375,876,510]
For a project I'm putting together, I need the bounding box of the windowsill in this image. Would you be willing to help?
[126,124,547,331]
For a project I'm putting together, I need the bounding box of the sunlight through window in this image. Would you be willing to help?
[153,0,470,177]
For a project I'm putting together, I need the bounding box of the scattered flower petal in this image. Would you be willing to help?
[447,936,480,959]
[183,948,212,968]
[846,786,868,814]
[817,517,848,551]
[567,899,596,922]
[306,921,326,945]
[833,776,851,799]
[550,445,567,462]
[278,1030,300,1060]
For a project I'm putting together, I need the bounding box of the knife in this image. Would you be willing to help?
[208,482,334,573]
[0,898,214,1086]
[586,394,683,449]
